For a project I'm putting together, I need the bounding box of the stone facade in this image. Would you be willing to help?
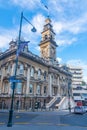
[0,17,72,110]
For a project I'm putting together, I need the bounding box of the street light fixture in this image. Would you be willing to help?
[7,12,37,127]
[68,80,71,113]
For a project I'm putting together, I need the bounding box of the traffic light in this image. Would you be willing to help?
[35,102,39,109]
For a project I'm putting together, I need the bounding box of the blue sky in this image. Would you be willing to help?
[0,0,87,82]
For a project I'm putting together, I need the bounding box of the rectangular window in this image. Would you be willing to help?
[31,67,34,77]
[4,82,8,94]
[20,65,24,74]
[38,70,41,79]
[44,86,46,94]
[29,84,33,93]
[37,85,40,94]
[16,83,22,94]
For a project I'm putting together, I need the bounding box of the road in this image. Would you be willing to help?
[0,110,87,130]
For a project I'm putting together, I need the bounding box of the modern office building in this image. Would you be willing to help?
[66,65,87,102]
[0,17,72,110]
[67,65,83,87]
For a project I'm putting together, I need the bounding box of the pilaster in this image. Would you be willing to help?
[26,65,31,95]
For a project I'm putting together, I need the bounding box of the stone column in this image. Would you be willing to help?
[11,62,15,76]
[26,66,31,95]
[57,75,60,96]
[48,73,52,97]
[41,84,44,97]
[8,83,12,95]
[1,67,5,93]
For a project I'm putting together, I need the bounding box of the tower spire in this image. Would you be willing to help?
[39,17,58,61]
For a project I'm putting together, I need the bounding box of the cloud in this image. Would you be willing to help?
[20,14,45,48]
[0,27,17,50]
[67,59,87,83]
[53,12,87,35]
[56,57,62,63]
[10,0,41,10]
[0,13,45,52]
[56,37,77,46]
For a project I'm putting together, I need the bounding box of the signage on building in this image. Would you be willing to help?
[9,76,22,83]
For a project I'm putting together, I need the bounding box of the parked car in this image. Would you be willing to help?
[84,106,87,112]
[74,106,86,114]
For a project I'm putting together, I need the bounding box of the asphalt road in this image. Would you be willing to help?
[60,113,87,127]
[0,111,87,128]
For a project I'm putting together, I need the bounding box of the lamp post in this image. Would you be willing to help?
[7,12,36,127]
[68,80,71,113]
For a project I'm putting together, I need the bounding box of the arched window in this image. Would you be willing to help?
[38,69,41,79]
[20,64,24,74]
[4,82,8,93]
[7,65,11,74]
[45,35,48,40]
[30,67,34,77]
[37,85,40,94]
[29,84,33,93]
[44,71,46,80]
[44,86,47,94]
[16,83,22,94]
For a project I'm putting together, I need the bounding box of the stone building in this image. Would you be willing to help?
[0,17,72,110]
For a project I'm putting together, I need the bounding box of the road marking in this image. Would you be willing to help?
[56,123,69,126]
[36,122,53,125]
[16,116,20,118]
[15,122,30,125]
[0,122,5,125]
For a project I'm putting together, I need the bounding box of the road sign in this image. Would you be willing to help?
[9,77,22,83]
[9,79,22,83]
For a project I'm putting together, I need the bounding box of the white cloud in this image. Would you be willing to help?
[21,14,45,45]
[35,46,40,51]
[53,12,87,35]
[32,14,45,34]
[10,0,41,10]
[56,37,77,46]
[0,14,45,51]
[0,27,17,50]
[56,57,62,63]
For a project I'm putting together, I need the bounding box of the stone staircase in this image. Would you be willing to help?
[49,97,61,109]
[46,96,61,109]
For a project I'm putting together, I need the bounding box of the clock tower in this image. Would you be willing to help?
[39,17,58,61]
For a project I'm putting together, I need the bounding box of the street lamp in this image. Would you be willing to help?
[7,12,37,127]
[68,80,71,113]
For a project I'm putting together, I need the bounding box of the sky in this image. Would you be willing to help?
[0,0,87,82]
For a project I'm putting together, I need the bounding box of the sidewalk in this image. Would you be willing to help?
[0,109,73,116]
